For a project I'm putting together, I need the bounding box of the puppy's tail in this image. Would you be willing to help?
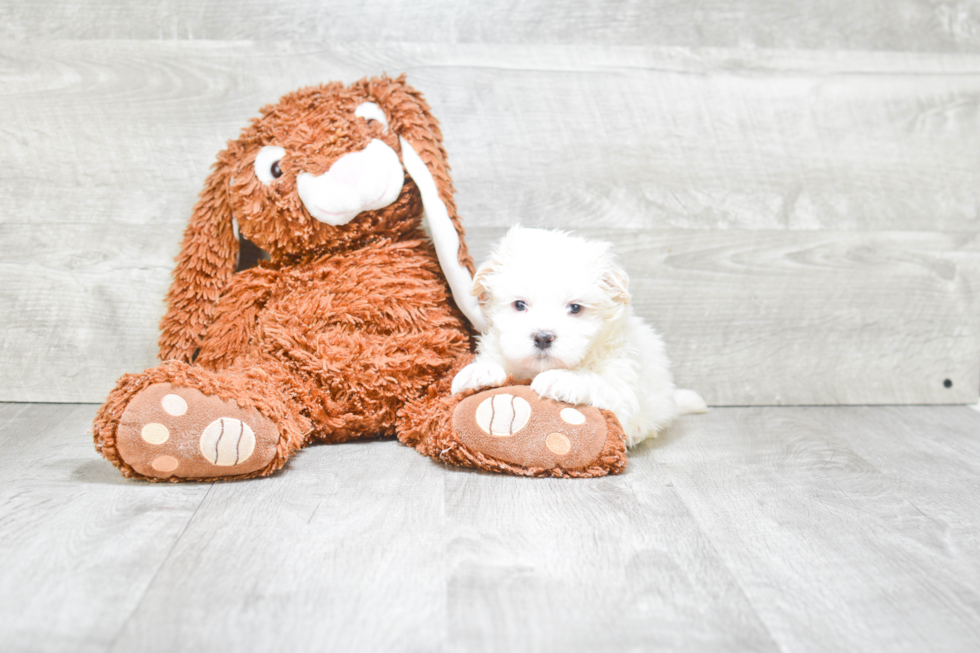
[675,389,708,415]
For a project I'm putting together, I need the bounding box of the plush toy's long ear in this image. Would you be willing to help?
[365,75,487,332]
[158,152,239,362]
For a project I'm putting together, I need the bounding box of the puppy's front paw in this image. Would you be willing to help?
[531,369,593,406]
[452,362,508,395]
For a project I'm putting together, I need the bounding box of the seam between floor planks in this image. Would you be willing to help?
[4,403,980,652]
[651,453,785,652]
[104,484,215,652]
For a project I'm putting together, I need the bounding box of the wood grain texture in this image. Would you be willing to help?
[652,405,980,652]
[1,40,978,403]
[3,42,978,232]
[1,0,978,52]
[3,403,980,651]
[0,403,210,653]
[5,223,976,405]
[0,223,174,402]
[107,436,450,652]
[465,228,980,406]
[442,456,779,652]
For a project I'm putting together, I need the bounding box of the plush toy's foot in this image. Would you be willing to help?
[443,385,628,477]
[114,382,281,481]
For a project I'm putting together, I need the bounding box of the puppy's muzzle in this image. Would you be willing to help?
[533,331,556,351]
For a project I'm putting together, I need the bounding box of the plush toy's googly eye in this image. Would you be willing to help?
[254,145,286,184]
[354,102,389,132]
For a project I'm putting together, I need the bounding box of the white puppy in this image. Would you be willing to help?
[452,226,706,446]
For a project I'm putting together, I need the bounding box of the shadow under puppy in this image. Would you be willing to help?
[453,226,706,446]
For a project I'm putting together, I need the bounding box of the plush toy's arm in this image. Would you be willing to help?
[158,156,239,363]
[194,266,278,368]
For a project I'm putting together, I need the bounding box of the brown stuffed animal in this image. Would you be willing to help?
[92,75,627,481]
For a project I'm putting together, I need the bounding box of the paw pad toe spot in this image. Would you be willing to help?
[151,455,179,473]
[545,432,571,455]
[141,422,170,445]
[161,394,188,416]
[560,408,585,425]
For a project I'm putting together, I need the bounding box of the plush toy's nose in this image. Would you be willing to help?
[296,139,405,226]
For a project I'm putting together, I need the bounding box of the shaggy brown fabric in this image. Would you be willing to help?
[94,358,311,481]
[158,76,475,364]
[92,74,626,481]
[94,75,478,481]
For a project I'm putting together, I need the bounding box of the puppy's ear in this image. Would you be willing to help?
[471,260,497,305]
[158,149,240,362]
[601,263,632,306]
[362,74,486,331]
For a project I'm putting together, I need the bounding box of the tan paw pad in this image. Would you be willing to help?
[116,382,279,480]
[453,385,609,471]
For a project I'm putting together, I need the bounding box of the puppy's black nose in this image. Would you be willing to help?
[533,331,556,350]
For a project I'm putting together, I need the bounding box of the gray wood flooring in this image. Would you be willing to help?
[2,402,979,653]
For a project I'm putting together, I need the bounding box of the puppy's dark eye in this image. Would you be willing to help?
[366,118,379,129]
[513,300,527,312]
[270,160,282,179]
[568,304,582,315]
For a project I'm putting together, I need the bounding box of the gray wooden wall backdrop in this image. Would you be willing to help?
[1,2,979,405]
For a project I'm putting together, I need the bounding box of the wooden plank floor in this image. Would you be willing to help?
[2,403,979,652]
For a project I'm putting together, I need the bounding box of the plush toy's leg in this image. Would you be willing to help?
[93,359,311,482]
[398,366,628,478]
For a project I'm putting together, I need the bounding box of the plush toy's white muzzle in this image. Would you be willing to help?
[293,126,487,332]
[296,139,405,226]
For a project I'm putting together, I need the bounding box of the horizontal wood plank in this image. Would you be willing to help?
[465,227,980,405]
[1,41,978,404]
[1,1,978,52]
[1,42,978,232]
[3,223,976,405]
[0,223,173,403]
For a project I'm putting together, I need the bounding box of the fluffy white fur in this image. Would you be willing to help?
[452,226,706,446]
